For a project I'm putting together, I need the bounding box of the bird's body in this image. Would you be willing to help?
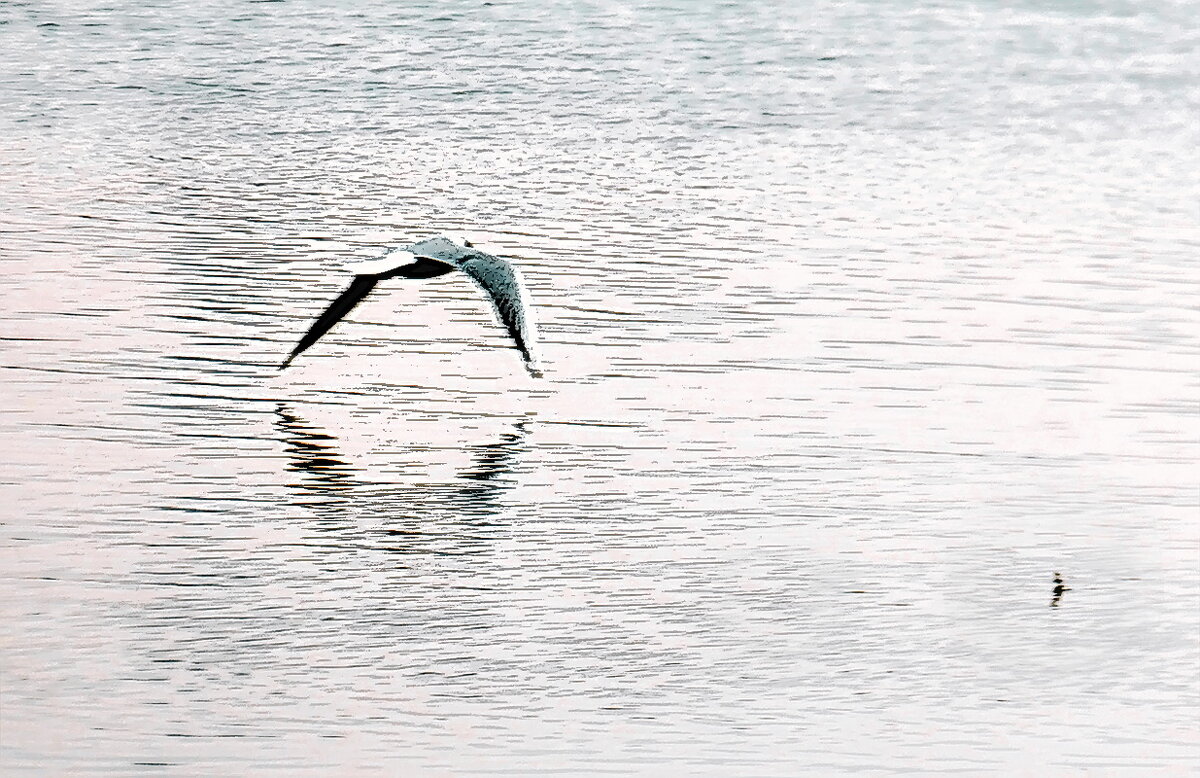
[282,235,541,376]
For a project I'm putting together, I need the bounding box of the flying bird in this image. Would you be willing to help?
[281,234,541,376]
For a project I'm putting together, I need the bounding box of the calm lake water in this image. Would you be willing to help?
[2,0,1197,774]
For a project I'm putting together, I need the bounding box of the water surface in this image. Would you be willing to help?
[2,1,1198,774]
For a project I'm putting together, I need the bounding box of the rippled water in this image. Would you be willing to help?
[2,1,1198,774]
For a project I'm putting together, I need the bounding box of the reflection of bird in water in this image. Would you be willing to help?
[275,404,356,493]
[273,404,530,525]
[281,234,541,376]
[1051,572,1070,607]
[462,423,528,482]
[454,423,529,513]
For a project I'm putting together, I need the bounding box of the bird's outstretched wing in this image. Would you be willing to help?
[282,253,456,369]
[456,254,542,377]
[281,275,378,369]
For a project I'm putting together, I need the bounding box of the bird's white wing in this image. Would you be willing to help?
[406,235,466,264]
[456,254,541,377]
[348,249,418,275]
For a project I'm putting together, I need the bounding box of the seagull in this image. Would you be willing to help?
[281,234,541,376]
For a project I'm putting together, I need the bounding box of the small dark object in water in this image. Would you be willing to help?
[1051,572,1070,607]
